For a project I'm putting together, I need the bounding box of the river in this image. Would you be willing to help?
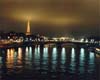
[0,45,99,80]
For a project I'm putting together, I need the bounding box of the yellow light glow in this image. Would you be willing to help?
[7,49,14,68]
[18,48,22,60]
[11,10,81,26]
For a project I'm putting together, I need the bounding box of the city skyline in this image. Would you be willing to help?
[0,0,99,37]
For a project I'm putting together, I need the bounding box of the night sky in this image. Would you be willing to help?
[0,0,99,37]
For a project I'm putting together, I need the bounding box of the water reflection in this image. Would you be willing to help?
[79,48,85,73]
[7,48,15,68]
[61,47,66,64]
[70,48,76,73]
[18,48,22,63]
[0,45,98,80]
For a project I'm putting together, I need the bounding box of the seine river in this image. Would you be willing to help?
[0,45,99,80]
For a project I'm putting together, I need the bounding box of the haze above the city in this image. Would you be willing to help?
[0,0,99,37]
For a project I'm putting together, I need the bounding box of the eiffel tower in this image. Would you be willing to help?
[26,20,31,35]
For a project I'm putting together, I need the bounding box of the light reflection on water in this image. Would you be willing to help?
[0,45,98,80]
[61,47,66,64]
[70,48,75,72]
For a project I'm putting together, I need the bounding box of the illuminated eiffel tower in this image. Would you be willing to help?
[26,20,31,35]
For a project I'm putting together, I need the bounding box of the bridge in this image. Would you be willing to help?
[0,40,99,48]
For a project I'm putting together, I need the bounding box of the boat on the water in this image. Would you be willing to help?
[95,48,100,54]
[95,48,100,60]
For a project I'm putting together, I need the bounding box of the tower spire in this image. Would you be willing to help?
[26,19,31,35]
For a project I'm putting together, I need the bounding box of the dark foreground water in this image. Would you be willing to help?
[0,45,99,80]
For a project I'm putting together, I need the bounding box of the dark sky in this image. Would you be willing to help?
[0,0,99,37]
